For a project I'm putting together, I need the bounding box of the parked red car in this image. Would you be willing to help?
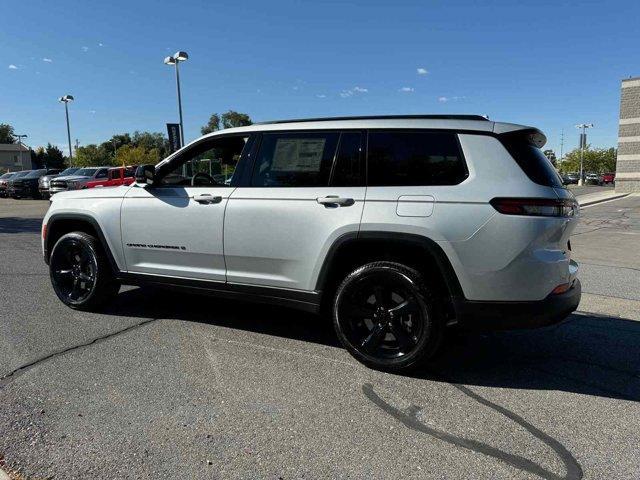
[601,172,615,185]
[85,166,137,189]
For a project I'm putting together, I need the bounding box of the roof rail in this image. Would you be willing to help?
[255,114,490,125]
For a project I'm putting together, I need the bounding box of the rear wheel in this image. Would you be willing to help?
[333,261,444,372]
[49,232,120,311]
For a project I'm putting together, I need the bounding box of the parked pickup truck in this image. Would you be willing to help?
[85,166,137,189]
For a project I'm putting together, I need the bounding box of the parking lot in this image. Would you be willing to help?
[1,194,639,479]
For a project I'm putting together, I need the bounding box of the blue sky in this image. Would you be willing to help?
[2,0,639,156]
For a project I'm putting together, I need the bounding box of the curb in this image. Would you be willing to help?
[578,192,629,207]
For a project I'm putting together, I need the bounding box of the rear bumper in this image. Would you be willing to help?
[453,278,581,331]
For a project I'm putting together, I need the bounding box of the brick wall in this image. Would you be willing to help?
[616,77,640,192]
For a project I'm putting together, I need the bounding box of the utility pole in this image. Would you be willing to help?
[15,134,28,169]
[575,124,594,186]
[75,139,79,156]
[559,129,564,165]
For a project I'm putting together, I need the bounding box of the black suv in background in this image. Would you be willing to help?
[0,172,19,197]
[7,169,61,199]
[1,171,30,197]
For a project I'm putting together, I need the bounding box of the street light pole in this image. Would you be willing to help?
[575,123,594,186]
[15,134,28,169]
[164,51,189,147]
[59,95,75,165]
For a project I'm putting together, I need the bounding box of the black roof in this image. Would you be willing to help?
[256,114,490,125]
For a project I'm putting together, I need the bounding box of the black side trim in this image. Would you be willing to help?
[45,213,119,273]
[454,279,581,331]
[117,272,321,314]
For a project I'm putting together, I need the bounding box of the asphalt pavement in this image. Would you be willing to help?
[0,194,639,479]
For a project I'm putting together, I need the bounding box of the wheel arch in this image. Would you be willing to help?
[315,231,464,318]
[45,213,119,273]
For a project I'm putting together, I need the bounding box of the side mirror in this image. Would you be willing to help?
[135,165,156,185]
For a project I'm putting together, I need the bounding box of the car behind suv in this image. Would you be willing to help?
[39,167,80,199]
[49,167,110,194]
[42,115,580,371]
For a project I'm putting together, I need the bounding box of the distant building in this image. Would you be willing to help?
[0,143,32,173]
[617,77,640,192]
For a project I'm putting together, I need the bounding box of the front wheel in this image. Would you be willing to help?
[49,232,120,311]
[333,261,444,372]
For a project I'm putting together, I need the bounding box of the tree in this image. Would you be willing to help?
[559,146,617,174]
[115,145,163,165]
[0,123,16,144]
[221,111,252,129]
[41,143,67,169]
[75,144,113,167]
[201,111,252,135]
[201,113,221,135]
[31,147,46,169]
[543,149,557,166]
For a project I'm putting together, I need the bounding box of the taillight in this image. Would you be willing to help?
[490,198,577,217]
[42,223,47,240]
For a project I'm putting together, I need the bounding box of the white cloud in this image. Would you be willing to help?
[341,86,368,97]
[316,94,327,98]
[438,95,466,103]
[8,64,18,69]
[98,42,104,47]
[417,67,428,75]
[399,87,414,92]
[90,110,97,114]
[81,46,89,52]
[43,58,53,63]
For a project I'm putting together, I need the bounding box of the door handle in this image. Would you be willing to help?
[193,194,222,204]
[316,195,355,207]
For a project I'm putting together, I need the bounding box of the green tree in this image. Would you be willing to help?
[75,144,113,167]
[0,123,16,143]
[42,143,67,169]
[201,113,221,135]
[115,144,162,165]
[201,111,252,135]
[31,147,46,168]
[543,149,557,166]
[221,110,252,129]
[131,131,169,158]
[559,146,617,174]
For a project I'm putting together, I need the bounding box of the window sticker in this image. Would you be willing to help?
[271,138,326,172]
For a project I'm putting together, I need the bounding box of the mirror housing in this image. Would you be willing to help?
[135,164,156,185]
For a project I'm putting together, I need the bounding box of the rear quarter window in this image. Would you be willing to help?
[500,132,563,188]
[367,130,468,186]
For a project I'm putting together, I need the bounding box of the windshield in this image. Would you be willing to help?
[0,173,15,179]
[58,168,79,176]
[74,168,98,176]
[12,171,30,178]
[24,169,47,179]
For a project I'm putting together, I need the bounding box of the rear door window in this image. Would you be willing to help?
[500,132,564,188]
[367,130,468,186]
[251,132,339,187]
[331,131,364,187]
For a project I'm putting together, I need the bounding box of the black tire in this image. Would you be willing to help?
[49,232,120,311]
[333,261,444,372]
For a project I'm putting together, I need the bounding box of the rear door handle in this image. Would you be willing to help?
[193,194,222,204]
[317,195,355,207]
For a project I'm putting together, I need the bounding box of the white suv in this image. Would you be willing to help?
[42,115,580,371]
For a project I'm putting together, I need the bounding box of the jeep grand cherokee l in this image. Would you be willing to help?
[42,115,580,371]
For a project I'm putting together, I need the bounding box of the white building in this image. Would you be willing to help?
[0,143,32,173]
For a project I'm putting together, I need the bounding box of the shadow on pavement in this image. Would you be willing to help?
[108,286,640,402]
[0,217,43,234]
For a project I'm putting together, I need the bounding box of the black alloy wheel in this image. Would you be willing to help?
[333,261,443,371]
[49,232,120,310]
